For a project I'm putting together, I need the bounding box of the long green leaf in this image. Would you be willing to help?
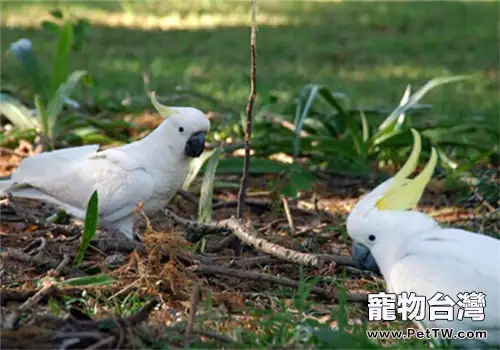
[293,84,319,157]
[292,84,366,157]
[182,149,217,191]
[50,22,73,97]
[371,84,412,146]
[378,75,471,133]
[198,146,222,223]
[74,190,99,267]
[45,70,88,146]
[0,93,39,130]
[360,110,369,142]
[34,95,50,149]
[316,87,365,155]
[62,273,116,286]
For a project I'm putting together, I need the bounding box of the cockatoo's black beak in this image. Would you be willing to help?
[352,242,380,274]
[184,131,206,158]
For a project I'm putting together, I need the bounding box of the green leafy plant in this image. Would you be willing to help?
[198,146,223,223]
[246,76,497,175]
[74,190,99,267]
[1,9,93,149]
[36,70,90,149]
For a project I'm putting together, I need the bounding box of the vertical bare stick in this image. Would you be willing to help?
[237,0,257,219]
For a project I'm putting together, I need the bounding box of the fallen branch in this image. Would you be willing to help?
[172,326,234,344]
[206,234,238,253]
[53,254,71,277]
[164,209,328,267]
[75,298,159,328]
[316,253,356,267]
[225,217,325,268]
[163,208,230,242]
[0,248,85,276]
[191,264,367,303]
[3,285,60,329]
[212,199,270,212]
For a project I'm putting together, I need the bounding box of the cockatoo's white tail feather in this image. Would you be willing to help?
[10,145,99,183]
[4,187,86,219]
[0,180,14,193]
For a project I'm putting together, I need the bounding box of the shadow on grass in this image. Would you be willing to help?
[1,1,498,130]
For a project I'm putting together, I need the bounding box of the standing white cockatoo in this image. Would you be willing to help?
[0,92,210,240]
[347,129,500,348]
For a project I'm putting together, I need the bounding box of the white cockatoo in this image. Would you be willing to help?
[347,129,500,348]
[0,92,210,240]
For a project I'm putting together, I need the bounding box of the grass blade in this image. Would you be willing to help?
[371,84,412,146]
[74,190,98,267]
[50,22,73,97]
[182,149,217,191]
[45,70,88,146]
[316,86,365,156]
[62,273,116,286]
[378,84,411,133]
[0,93,39,130]
[198,146,222,223]
[378,75,471,133]
[293,84,319,157]
[360,110,369,142]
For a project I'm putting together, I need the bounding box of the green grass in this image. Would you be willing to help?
[1,0,498,135]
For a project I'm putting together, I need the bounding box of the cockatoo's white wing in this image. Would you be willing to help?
[388,228,500,345]
[5,148,154,226]
[0,145,100,191]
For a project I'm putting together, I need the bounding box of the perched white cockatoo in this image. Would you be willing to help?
[347,129,500,348]
[0,92,210,240]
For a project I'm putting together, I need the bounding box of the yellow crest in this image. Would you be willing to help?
[376,129,438,211]
[150,91,175,118]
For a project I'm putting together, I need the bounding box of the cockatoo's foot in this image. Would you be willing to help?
[92,229,146,253]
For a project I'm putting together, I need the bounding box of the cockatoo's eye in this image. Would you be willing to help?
[178,126,184,133]
[368,234,376,242]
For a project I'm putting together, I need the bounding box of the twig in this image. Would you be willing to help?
[70,298,159,328]
[192,264,367,302]
[281,195,296,235]
[0,147,27,158]
[177,190,200,205]
[212,199,270,212]
[468,185,497,213]
[53,254,71,277]
[184,283,202,347]
[315,253,356,267]
[23,237,47,255]
[148,324,235,344]
[163,208,230,242]
[206,234,238,253]
[83,336,115,350]
[0,248,85,276]
[225,217,325,268]
[4,285,59,329]
[236,0,257,219]
[226,255,276,268]
[163,210,327,267]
